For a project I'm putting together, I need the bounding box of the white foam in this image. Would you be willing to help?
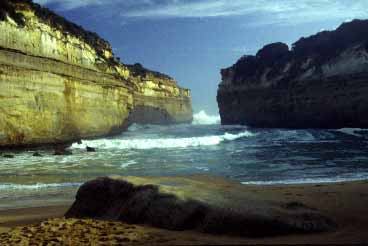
[121,160,138,168]
[336,128,366,137]
[127,123,159,132]
[274,130,316,142]
[127,123,142,132]
[192,110,221,125]
[0,182,82,190]
[241,175,368,185]
[71,130,255,150]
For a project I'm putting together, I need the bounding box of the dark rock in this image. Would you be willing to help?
[256,42,290,66]
[54,146,72,156]
[32,152,42,157]
[66,177,336,238]
[284,201,311,210]
[86,146,96,152]
[2,154,14,158]
[217,19,368,129]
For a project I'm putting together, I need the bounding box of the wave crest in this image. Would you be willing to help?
[336,128,367,138]
[71,131,254,150]
[0,183,82,190]
[241,173,368,185]
[192,110,220,125]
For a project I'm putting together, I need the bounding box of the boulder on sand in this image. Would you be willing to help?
[66,176,336,237]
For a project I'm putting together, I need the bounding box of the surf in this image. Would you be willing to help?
[71,130,255,150]
[192,110,221,125]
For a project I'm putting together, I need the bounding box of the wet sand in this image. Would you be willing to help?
[0,205,69,233]
[1,178,368,245]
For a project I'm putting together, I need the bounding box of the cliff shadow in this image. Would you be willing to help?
[126,105,175,125]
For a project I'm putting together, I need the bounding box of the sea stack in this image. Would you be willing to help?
[0,0,192,147]
[217,19,368,129]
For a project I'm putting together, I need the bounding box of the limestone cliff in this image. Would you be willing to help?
[126,63,192,125]
[0,0,192,147]
[217,19,368,128]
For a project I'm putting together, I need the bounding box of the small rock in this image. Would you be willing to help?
[33,152,42,157]
[284,201,308,210]
[2,154,15,158]
[86,146,96,152]
[54,146,72,156]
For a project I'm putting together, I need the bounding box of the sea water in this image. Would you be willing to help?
[0,111,368,209]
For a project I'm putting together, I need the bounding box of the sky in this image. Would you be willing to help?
[34,0,368,115]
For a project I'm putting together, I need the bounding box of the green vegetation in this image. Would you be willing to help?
[0,0,26,27]
[223,19,368,86]
[126,63,173,80]
[293,19,368,60]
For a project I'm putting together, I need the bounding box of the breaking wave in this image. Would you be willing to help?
[273,130,316,142]
[241,173,368,185]
[336,128,367,138]
[71,131,254,150]
[0,182,82,191]
[192,110,221,125]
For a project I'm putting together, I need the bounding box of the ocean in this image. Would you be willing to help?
[1,111,368,209]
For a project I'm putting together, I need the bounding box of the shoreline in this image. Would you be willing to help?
[1,176,368,211]
[0,205,70,234]
[1,177,368,244]
[241,176,368,185]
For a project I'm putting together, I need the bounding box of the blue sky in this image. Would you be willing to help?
[34,0,368,114]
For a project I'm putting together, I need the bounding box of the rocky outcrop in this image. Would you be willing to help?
[0,0,192,147]
[217,19,368,128]
[65,176,335,237]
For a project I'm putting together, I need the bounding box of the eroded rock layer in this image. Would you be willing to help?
[0,0,192,147]
[217,20,368,128]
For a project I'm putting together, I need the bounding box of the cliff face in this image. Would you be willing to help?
[127,64,192,125]
[0,0,192,147]
[217,20,368,128]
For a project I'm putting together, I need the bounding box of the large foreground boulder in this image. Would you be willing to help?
[66,176,335,237]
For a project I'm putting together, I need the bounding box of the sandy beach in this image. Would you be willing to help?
[0,178,368,245]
